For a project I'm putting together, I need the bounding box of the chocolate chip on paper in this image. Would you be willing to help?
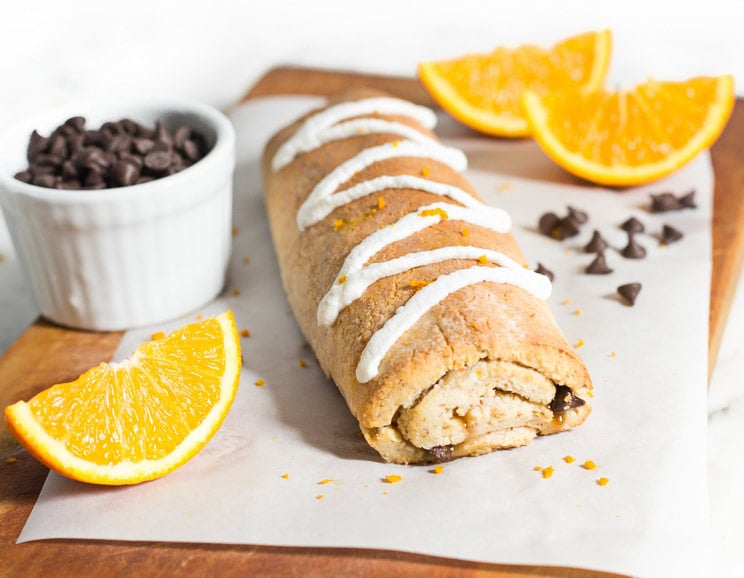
[660,224,684,245]
[621,216,645,234]
[621,233,647,259]
[584,230,608,253]
[566,205,588,226]
[535,262,554,282]
[678,189,697,208]
[538,212,561,236]
[585,251,613,275]
[650,192,683,213]
[617,282,642,306]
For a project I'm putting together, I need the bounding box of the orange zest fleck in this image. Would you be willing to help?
[574,309,582,316]
[242,256,250,265]
[231,226,239,236]
[337,275,347,285]
[316,494,324,500]
[477,254,489,264]
[281,473,289,479]
[232,289,241,297]
[299,358,307,368]
[333,219,344,231]
[574,338,584,349]
[240,329,251,338]
[563,455,576,464]
[432,465,444,474]
[254,379,265,387]
[542,466,555,479]
[318,479,335,485]
[582,460,597,470]
[533,465,543,471]
[150,331,165,341]
[561,298,571,306]
[419,207,449,220]
[461,227,470,238]
[384,474,402,484]
[409,279,432,290]
[421,166,431,177]
[6,457,17,464]
[597,477,610,486]
[377,196,386,210]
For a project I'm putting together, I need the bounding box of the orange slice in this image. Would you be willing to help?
[5,310,241,485]
[418,30,612,137]
[522,75,735,186]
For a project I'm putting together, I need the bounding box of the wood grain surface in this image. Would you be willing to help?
[1,66,742,578]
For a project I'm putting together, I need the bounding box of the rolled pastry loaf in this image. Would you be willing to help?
[263,89,592,464]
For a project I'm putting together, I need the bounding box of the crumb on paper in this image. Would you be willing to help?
[496,180,512,193]
[597,477,610,486]
[195,313,203,320]
[299,358,307,368]
[561,298,571,306]
[383,475,402,484]
[231,226,239,236]
[582,460,597,470]
[610,351,617,358]
[0,253,5,264]
[542,466,554,479]
[240,329,251,338]
[150,331,165,340]
[242,256,250,265]
[6,456,17,464]
[254,379,265,387]
[563,455,576,464]
[432,465,444,475]
[573,309,582,316]
[232,289,241,297]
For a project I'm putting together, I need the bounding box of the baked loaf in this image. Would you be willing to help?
[263,89,592,464]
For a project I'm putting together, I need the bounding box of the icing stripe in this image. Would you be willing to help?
[318,246,545,326]
[272,97,438,171]
[297,174,482,230]
[332,202,511,284]
[297,140,468,231]
[356,266,552,383]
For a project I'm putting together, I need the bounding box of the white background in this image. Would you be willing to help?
[1,2,743,576]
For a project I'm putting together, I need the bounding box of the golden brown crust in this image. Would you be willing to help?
[262,89,592,464]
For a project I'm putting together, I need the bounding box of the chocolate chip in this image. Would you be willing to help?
[174,125,192,149]
[111,160,141,187]
[617,282,642,306]
[32,173,56,188]
[538,212,560,236]
[428,445,454,462]
[27,130,48,162]
[567,206,588,225]
[154,120,173,146]
[679,189,697,208]
[182,139,202,162]
[584,230,608,253]
[621,216,645,233]
[63,116,86,133]
[14,170,32,183]
[621,233,647,259]
[660,224,684,245]
[62,159,78,179]
[535,262,554,282]
[48,135,68,159]
[144,150,172,172]
[558,216,581,239]
[586,251,613,275]
[650,192,682,213]
[548,385,585,414]
[133,137,154,155]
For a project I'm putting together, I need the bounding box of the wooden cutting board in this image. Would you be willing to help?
[1,66,742,578]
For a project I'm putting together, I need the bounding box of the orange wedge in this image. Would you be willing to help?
[522,75,735,186]
[4,310,241,485]
[418,30,612,137]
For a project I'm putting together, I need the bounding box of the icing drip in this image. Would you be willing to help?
[297,140,468,231]
[271,97,438,171]
[276,97,552,383]
[356,266,552,383]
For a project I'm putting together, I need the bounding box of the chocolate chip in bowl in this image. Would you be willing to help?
[0,100,236,331]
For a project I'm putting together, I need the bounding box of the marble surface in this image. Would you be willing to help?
[1,2,742,576]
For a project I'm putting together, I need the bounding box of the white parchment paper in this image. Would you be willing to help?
[18,96,712,578]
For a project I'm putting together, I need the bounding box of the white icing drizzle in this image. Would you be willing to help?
[297,140,468,231]
[319,245,545,327]
[271,97,438,171]
[356,266,552,383]
[298,174,480,230]
[276,97,552,383]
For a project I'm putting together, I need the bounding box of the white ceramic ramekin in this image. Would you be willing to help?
[0,100,235,331]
